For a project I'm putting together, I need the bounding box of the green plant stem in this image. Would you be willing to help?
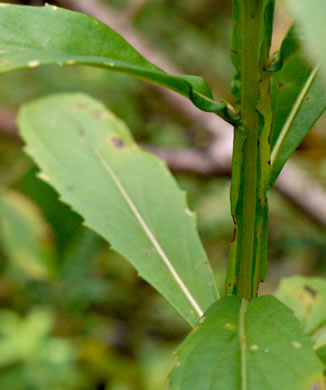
[238,0,265,299]
[228,0,268,300]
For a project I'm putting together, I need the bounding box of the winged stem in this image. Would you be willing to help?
[227,0,274,300]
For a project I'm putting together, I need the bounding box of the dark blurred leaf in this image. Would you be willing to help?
[59,228,107,311]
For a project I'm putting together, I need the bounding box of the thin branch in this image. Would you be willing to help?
[142,145,230,176]
[274,161,326,226]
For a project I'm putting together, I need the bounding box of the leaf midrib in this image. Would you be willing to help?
[239,299,248,390]
[271,64,320,167]
[91,144,204,318]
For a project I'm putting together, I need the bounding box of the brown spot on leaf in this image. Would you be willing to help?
[304,284,318,298]
[112,137,125,148]
[305,96,311,102]
[79,129,85,136]
[278,83,285,89]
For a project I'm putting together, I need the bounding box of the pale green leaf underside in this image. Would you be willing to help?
[269,28,326,187]
[0,3,233,122]
[283,0,326,79]
[0,190,55,280]
[171,295,324,390]
[275,276,326,335]
[18,93,219,327]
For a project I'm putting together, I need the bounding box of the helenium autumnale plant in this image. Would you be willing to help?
[1,1,326,388]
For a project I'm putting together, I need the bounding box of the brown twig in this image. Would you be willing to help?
[142,145,230,176]
[274,162,326,226]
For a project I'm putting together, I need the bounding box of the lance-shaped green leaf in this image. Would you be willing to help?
[18,93,219,327]
[0,190,56,280]
[269,28,326,187]
[283,0,326,79]
[275,276,326,335]
[0,3,234,124]
[171,295,325,390]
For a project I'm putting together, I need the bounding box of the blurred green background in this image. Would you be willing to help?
[0,0,325,389]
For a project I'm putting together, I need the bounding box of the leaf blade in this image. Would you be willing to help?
[171,295,325,390]
[18,93,219,326]
[0,3,233,122]
[269,28,326,187]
